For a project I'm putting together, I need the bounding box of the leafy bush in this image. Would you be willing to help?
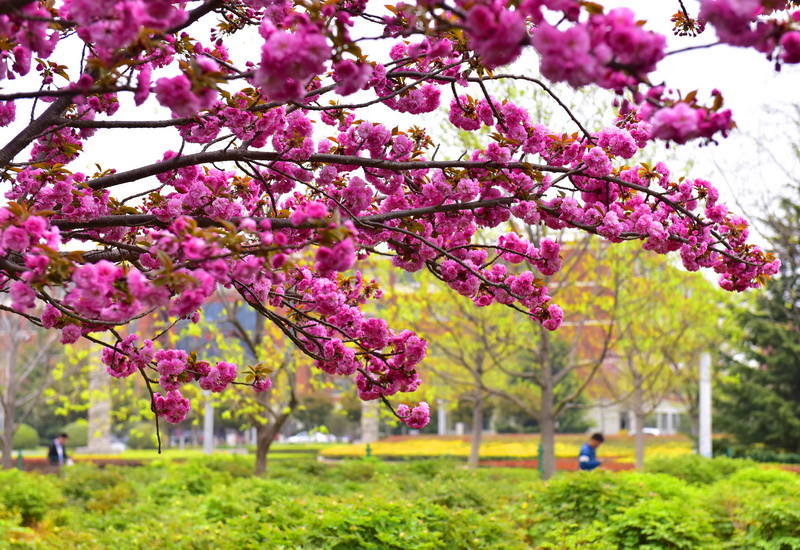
[186,454,253,478]
[59,463,128,504]
[646,454,755,484]
[127,421,158,449]
[12,423,39,450]
[0,470,62,526]
[532,472,646,524]
[2,454,800,549]
[604,498,716,549]
[731,495,800,548]
[62,419,88,447]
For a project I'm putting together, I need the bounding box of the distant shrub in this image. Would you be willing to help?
[12,424,39,450]
[646,454,754,484]
[62,420,88,447]
[126,422,158,449]
[59,463,127,503]
[186,454,252,478]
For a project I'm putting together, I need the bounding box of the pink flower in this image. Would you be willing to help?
[398,402,430,429]
[333,60,373,95]
[155,349,189,377]
[60,324,82,345]
[253,26,331,101]
[2,226,31,251]
[466,6,528,69]
[198,361,238,392]
[649,103,702,144]
[253,377,273,392]
[542,304,564,331]
[135,64,152,106]
[781,31,800,64]
[10,281,36,311]
[0,101,16,127]
[316,238,356,273]
[153,390,191,424]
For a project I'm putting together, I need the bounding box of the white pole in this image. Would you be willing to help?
[203,390,214,455]
[698,352,712,458]
[437,399,447,436]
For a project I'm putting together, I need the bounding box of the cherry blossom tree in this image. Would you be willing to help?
[0,0,788,436]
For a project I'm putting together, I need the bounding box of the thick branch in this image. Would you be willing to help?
[86,150,566,191]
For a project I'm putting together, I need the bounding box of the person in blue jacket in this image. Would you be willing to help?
[579,433,604,471]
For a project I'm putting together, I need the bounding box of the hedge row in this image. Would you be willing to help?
[0,454,798,549]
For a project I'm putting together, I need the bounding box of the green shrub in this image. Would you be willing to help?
[127,421,158,449]
[59,463,128,504]
[186,454,252,478]
[0,470,62,526]
[146,461,230,503]
[731,495,800,548]
[646,454,754,484]
[429,478,489,510]
[11,424,39,450]
[327,458,383,482]
[225,494,517,549]
[62,419,88,447]
[727,466,800,489]
[604,498,716,549]
[532,472,647,524]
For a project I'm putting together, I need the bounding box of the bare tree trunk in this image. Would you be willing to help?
[467,396,483,469]
[540,383,557,480]
[2,405,13,469]
[254,422,278,477]
[633,373,646,470]
[1,327,18,470]
[254,390,298,477]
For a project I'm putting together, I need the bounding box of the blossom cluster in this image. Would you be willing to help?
[0,0,793,430]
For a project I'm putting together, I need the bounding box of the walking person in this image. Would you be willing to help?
[47,432,69,470]
[579,433,604,471]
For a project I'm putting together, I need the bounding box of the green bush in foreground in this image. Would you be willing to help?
[0,469,61,527]
[0,456,798,548]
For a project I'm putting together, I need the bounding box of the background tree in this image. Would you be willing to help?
[598,247,728,469]
[177,292,306,476]
[716,184,800,451]
[388,235,632,477]
[0,309,60,468]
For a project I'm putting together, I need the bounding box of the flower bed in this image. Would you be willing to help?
[320,433,695,461]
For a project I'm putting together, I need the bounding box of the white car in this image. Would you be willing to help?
[285,431,336,443]
[629,428,661,436]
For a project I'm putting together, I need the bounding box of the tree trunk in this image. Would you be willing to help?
[540,383,557,480]
[633,374,646,470]
[254,391,298,477]
[254,422,278,477]
[467,397,483,469]
[1,334,18,470]
[1,406,13,469]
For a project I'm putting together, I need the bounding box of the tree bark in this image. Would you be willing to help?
[1,404,13,469]
[540,383,557,480]
[538,328,557,480]
[1,324,18,470]
[467,396,483,469]
[254,390,298,477]
[633,373,646,470]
